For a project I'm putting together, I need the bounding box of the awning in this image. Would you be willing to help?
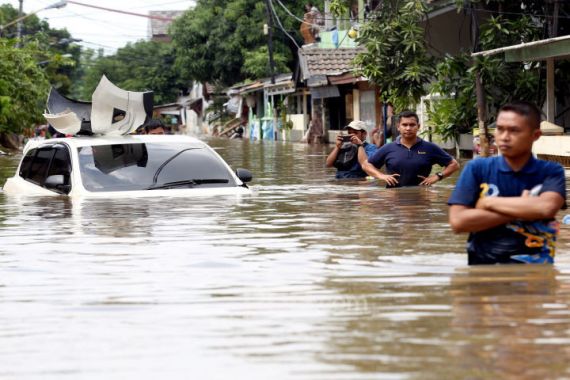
[310,85,340,99]
[471,34,570,123]
[265,80,296,95]
[472,34,570,62]
[239,81,264,95]
[328,73,360,85]
[307,74,328,87]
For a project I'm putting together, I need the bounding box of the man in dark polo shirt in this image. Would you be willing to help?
[362,110,459,187]
[448,101,566,265]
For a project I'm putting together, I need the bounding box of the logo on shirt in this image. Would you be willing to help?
[480,183,499,197]
[417,151,427,154]
[479,182,556,263]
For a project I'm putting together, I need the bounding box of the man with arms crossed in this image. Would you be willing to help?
[362,110,460,187]
[448,101,566,265]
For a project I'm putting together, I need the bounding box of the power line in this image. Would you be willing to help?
[130,0,193,11]
[268,0,300,50]
[65,1,176,21]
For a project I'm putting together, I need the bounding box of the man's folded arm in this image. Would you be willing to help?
[476,191,565,220]
[449,204,514,233]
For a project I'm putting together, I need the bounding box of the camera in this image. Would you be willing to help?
[341,135,352,142]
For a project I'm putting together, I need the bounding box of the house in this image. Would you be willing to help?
[313,0,486,149]
[473,34,570,164]
[228,74,301,141]
[153,82,211,136]
[298,46,384,143]
[147,10,185,42]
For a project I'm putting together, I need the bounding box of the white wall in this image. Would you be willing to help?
[533,135,570,157]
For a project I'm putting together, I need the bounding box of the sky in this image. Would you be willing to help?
[4,0,195,55]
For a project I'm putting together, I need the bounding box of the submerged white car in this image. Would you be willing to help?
[3,135,252,198]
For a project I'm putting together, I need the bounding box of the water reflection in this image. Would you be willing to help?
[448,265,570,380]
[0,140,569,379]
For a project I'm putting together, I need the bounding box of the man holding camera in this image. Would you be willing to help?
[362,110,459,187]
[326,120,377,179]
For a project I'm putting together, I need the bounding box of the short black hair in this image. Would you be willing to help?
[498,101,542,130]
[145,118,165,133]
[397,110,419,124]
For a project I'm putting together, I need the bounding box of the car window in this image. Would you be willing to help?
[20,145,72,193]
[48,148,72,179]
[26,148,54,185]
[19,148,36,178]
[77,142,237,192]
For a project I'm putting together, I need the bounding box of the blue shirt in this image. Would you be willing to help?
[448,156,566,265]
[367,137,453,187]
[336,142,377,179]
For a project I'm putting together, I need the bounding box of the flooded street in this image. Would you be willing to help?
[1,138,570,379]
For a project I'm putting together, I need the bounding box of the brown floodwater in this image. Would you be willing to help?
[1,138,570,379]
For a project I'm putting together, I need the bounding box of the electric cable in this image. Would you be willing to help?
[268,0,300,49]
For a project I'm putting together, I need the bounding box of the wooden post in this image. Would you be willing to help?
[546,58,555,123]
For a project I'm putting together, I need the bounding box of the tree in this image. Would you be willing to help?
[171,0,320,85]
[79,41,186,105]
[0,4,82,97]
[0,40,50,135]
[352,0,433,110]
[331,0,570,143]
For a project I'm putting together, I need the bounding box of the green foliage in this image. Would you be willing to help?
[0,4,82,96]
[79,41,186,104]
[243,46,289,79]
[329,0,348,17]
[429,13,542,140]
[171,0,319,85]
[276,97,292,130]
[353,0,434,109]
[0,40,50,133]
[429,53,476,141]
[477,15,542,106]
[425,98,465,143]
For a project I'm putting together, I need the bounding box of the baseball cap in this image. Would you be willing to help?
[345,120,367,131]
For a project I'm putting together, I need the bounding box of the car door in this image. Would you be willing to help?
[19,144,72,194]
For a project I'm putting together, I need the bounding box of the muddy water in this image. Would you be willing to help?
[0,138,570,380]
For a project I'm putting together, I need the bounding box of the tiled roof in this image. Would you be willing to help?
[298,47,365,79]
[148,10,185,37]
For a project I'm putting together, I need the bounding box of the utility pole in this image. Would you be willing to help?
[16,0,23,46]
[265,0,276,85]
[2,1,67,41]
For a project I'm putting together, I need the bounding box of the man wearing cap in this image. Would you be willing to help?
[362,110,459,187]
[326,120,377,179]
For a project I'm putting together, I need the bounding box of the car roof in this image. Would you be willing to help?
[24,134,207,151]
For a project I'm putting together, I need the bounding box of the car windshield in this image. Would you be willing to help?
[77,142,237,192]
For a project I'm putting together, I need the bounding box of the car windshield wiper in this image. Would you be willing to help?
[147,179,229,190]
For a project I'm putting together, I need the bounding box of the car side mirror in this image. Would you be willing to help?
[44,174,71,194]
[235,168,252,183]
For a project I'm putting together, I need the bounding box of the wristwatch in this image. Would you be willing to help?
[436,172,444,181]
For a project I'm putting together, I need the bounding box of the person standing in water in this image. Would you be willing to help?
[362,110,459,187]
[448,101,566,265]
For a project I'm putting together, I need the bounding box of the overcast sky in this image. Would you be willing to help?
[4,0,194,55]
